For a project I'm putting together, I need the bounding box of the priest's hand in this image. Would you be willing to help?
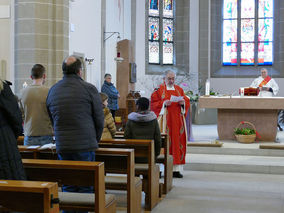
[164,100,172,107]
[260,87,270,91]
[178,100,185,105]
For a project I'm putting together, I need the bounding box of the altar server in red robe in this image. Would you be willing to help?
[150,70,190,178]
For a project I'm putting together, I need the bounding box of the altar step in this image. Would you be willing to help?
[187,142,284,157]
[185,154,284,175]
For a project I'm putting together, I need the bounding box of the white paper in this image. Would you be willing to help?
[170,95,184,102]
[39,143,56,150]
[27,145,40,149]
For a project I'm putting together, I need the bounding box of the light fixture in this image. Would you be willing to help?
[104,31,121,42]
[104,31,124,63]
[114,51,124,63]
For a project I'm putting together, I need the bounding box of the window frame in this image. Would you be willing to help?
[222,0,274,67]
[147,0,175,65]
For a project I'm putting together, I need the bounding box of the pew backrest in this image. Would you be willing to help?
[0,180,59,213]
[22,159,107,213]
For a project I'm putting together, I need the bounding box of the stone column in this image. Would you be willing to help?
[14,0,69,93]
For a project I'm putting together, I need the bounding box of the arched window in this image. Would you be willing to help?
[148,0,174,65]
[223,0,273,66]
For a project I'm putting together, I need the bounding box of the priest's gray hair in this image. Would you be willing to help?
[260,68,268,72]
[163,70,176,78]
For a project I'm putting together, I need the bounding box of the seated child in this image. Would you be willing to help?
[100,93,116,139]
[124,97,161,158]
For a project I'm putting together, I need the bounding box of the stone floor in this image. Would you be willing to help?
[151,171,284,213]
[117,124,284,213]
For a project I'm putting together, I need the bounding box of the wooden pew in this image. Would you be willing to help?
[19,146,141,213]
[22,159,116,213]
[115,132,173,194]
[95,148,142,213]
[156,133,173,194]
[100,138,160,211]
[17,135,24,145]
[0,180,59,213]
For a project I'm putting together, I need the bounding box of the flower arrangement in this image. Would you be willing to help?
[234,121,260,143]
[234,127,256,135]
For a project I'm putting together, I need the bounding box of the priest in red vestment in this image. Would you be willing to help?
[150,70,190,178]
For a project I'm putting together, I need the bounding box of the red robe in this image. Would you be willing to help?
[150,84,190,165]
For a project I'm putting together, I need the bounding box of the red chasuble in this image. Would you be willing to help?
[258,76,271,87]
[150,84,190,165]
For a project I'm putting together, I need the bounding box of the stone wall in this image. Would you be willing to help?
[14,0,69,94]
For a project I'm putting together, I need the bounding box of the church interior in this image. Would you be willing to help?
[1,0,284,212]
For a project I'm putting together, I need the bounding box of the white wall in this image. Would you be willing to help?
[69,0,102,89]
[105,0,131,86]
[0,0,14,89]
[211,78,284,97]
[135,0,147,94]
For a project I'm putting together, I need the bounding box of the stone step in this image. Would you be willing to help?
[185,154,284,174]
[187,142,284,157]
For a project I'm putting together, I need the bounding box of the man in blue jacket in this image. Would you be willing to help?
[46,55,104,213]
[101,73,120,118]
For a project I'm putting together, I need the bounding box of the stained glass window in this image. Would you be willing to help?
[163,42,173,64]
[241,0,255,18]
[149,42,160,64]
[258,42,273,65]
[223,20,237,43]
[163,19,173,42]
[241,43,255,65]
[259,0,273,18]
[149,17,159,41]
[149,0,159,16]
[163,0,173,17]
[223,0,238,19]
[241,19,255,42]
[222,0,273,66]
[258,19,273,42]
[148,0,174,64]
[223,43,237,65]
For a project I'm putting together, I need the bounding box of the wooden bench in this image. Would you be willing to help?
[0,180,59,213]
[19,146,141,213]
[115,132,173,194]
[96,148,142,213]
[156,133,173,194]
[100,138,160,211]
[22,159,116,213]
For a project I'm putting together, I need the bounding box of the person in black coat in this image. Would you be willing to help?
[0,80,26,180]
[46,56,104,213]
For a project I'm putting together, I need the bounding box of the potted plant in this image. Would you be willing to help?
[234,121,258,143]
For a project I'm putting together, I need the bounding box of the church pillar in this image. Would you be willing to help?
[14,0,69,93]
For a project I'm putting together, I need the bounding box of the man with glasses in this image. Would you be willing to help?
[150,70,190,178]
[250,68,279,97]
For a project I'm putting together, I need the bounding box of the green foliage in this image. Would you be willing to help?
[234,128,256,135]
[210,89,218,96]
[185,90,199,103]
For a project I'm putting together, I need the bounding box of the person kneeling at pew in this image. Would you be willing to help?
[124,97,161,160]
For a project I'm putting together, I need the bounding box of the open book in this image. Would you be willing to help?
[38,143,56,150]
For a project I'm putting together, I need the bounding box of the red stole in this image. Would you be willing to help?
[150,84,190,165]
[258,76,271,87]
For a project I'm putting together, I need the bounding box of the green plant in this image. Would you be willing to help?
[185,90,199,103]
[234,128,256,135]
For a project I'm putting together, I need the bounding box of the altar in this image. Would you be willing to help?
[199,96,284,141]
